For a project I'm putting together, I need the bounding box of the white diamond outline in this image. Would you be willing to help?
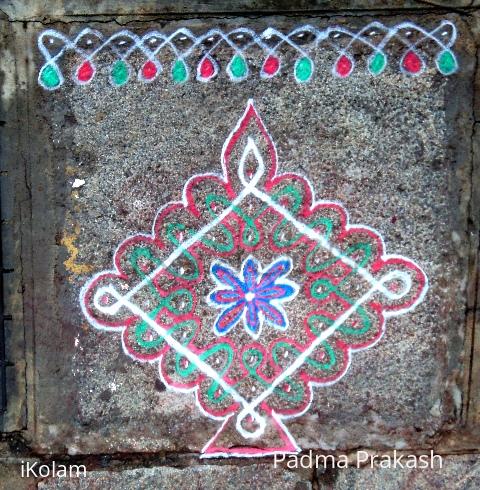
[87,134,423,442]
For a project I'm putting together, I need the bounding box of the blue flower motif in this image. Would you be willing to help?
[208,255,299,339]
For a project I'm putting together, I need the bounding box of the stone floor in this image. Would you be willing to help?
[1,0,479,488]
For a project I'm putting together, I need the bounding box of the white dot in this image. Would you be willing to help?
[369,31,377,36]
[333,33,340,38]
[236,34,244,39]
[119,40,126,45]
[86,39,93,45]
[405,31,412,36]
[441,31,449,36]
[251,386,256,392]
[49,38,54,44]
[283,350,289,358]
[180,36,188,41]
[179,267,185,275]
[149,38,157,44]
[245,292,255,302]
[208,36,215,41]
[297,33,305,38]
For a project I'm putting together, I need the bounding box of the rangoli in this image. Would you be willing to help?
[39,21,457,90]
[80,100,428,457]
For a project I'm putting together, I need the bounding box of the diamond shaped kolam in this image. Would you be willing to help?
[80,100,428,458]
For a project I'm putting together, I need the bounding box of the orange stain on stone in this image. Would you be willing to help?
[61,224,93,281]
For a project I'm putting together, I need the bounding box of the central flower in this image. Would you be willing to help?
[208,255,299,339]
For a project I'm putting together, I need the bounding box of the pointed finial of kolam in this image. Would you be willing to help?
[221,98,278,189]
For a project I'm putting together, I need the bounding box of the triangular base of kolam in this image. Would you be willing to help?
[201,411,299,458]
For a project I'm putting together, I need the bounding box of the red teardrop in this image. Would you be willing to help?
[77,60,94,83]
[142,60,157,80]
[403,51,422,74]
[335,55,353,77]
[262,55,280,76]
[199,57,215,79]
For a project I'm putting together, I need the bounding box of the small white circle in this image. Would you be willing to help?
[245,292,255,302]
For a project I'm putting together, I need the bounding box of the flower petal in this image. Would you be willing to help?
[210,289,242,305]
[242,257,259,291]
[257,258,292,290]
[245,300,260,333]
[256,300,287,328]
[255,284,295,300]
[211,262,245,291]
[214,300,245,334]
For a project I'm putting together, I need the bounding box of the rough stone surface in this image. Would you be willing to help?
[38,464,310,490]
[318,454,480,489]
[0,462,36,490]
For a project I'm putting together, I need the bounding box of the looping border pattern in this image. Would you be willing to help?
[38,20,458,89]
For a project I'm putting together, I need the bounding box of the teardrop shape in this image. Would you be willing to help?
[402,51,422,74]
[295,57,313,83]
[76,60,94,83]
[262,55,280,77]
[335,55,353,78]
[111,60,129,86]
[437,50,457,75]
[141,60,158,81]
[198,56,217,81]
[369,52,387,75]
[228,54,247,80]
[40,64,61,89]
[172,59,188,84]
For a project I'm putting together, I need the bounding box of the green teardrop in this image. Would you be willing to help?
[369,52,387,75]
[437,50,457,75]
[40,64,61,89]
[172,59,188,84]
[229,55,247,80]
[295,57,313,83]
[111,60,129,86]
